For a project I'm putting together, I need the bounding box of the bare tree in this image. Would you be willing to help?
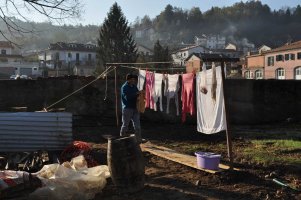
[0,0,82,46]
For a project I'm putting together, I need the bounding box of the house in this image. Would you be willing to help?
[171,45,207,66]
[264,41,301,80]
[209,49,243,59]
[185,53,239,74]
[0,41,39,78]
[0,41,23,64]
[243,53,265,79]
[258,45,271,54]
[225,43,237,51]
[38,42,97,76]
[135,27,155,41]
[194,34,226,49]
[137,45,153,56]
[243,41,301,80]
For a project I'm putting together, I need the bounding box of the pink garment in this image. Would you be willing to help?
[181,73,195,122]
[145,71,155,109]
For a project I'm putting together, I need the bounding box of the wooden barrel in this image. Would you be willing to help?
[107,135,145,193]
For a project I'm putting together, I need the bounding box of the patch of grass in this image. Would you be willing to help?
[243,139,301,166]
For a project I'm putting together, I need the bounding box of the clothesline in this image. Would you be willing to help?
[116,65,185,71]
[106,62,174,65]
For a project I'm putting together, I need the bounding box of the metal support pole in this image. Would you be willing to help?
[221,62,234,169]
[114,67,119,127]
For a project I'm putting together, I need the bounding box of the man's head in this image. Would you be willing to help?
[126,73,137,85]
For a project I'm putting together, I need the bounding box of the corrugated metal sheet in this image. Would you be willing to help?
[0,112,72,152]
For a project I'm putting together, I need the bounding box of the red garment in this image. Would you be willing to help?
[181,73,195,122]
[145,71,155,109]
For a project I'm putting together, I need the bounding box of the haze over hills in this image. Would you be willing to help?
[2,1,301,52]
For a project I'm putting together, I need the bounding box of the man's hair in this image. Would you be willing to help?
[126,73,138,80]
[126,73,133,80]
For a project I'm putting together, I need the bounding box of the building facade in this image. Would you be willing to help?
[194,34,226,49]
[0,41,41,78]
[137,45,153,56]
[38,42,97,76]
[172,45,207,66]
[243,54,265,79]
[244,41,301,80]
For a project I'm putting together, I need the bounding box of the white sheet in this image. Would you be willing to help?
[137,69,146,91]
[196,66,227,134]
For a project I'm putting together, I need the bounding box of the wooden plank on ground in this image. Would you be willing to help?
[141,142,239,174]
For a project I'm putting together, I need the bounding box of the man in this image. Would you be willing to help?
[120,73,142,143]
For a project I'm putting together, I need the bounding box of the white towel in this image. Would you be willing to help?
[153,73,163,112]
[165,74,179,116]
[137,69,146,91]
[196,66,227,134]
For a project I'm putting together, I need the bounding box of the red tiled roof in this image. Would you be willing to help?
[49,42,97,52]
[265,41,301,54]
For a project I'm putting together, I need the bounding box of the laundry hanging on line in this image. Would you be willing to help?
[165,74,180,116]
[137,90,146,113]
[120,64,227,133]
[153,73,164,112]
[145,71,155,110]
[196,65,227,134]
[138,69,146,91]
[181,73,195,122]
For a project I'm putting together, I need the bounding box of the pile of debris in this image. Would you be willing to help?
[0,141,110,200]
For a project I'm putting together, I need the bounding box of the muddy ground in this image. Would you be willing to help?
[74,122,301,200]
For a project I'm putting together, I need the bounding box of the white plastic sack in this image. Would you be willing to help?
[29,155,110,200]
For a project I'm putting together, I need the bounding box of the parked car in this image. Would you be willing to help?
[20,75,28,79]
[20,75,32,80]
[9,75,16,80]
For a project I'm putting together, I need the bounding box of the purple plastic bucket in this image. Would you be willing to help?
[195,152,221,170]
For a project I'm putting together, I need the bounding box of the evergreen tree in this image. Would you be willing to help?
[97,3,137,66]
[153,40,171,68]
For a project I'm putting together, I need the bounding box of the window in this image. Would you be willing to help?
[255,70,263,79]
[33,67,37,71]
[297,52,301,60]
[244,71,251,79]
[68,53,72,58]
[55,52,60,60]
[276,68,285,79]
[267,56,274,66]
[295,67,301,80]
[276,55,284,61]
[285,54,289,60]
[291,54,295,60]
[1,49,6,55]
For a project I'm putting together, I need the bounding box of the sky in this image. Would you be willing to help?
[5,0,301,25]
[78,0,301,25]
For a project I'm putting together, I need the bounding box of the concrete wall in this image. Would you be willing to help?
[0,77,301,125]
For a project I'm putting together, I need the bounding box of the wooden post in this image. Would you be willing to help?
[220,62,234,169]
[114,67,119,127]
